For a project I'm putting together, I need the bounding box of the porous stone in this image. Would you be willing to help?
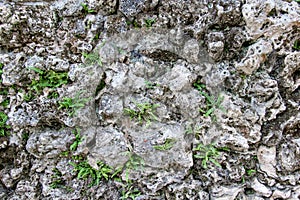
[26,128,74,158]
[166,178,208,200]
[271,188,291,200]
[242,0,300,52]
[206,32,225,61]
[14,176,40,200]
[280,52,300,93]
[84,126,129,169]
[210,185,243,200]
[1,0,300,199]
[0,168,15,188]
[251,177,272,197]
[119,0,148,17]
[236,39,273,75]
[279,142,300,172]
[257,145,277,178]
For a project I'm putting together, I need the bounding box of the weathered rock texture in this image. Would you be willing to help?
[0,0,299,199]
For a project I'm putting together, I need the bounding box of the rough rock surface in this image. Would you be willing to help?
[0,0,299,199]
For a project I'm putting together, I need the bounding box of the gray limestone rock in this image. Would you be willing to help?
[83,126,129,169]
[251,177,272,197]
[1,0,300,199]
[26,128,74,158]
[14,176,40,200]
[280,52,300,93]
[210,185,243,200]
[257,145,277,178]
[236,39,273,75]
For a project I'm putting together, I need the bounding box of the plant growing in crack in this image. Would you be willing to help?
[246,169,256,176]
[126,19,140,28]
[0,63,3,83]
[50,168,65,189]
[144,80,160,89]
[194,82,225,121]
[120,184,141,200]
[153,138,176,151]
[119,151,144,200]
[82,51,102,66]
[0,112,10,137]
[144,18,155,28]
[70,160,113,187]
[185,123,202,139]
[241,168,256,183]
[81,3,95,14]
[123,151,145,181]
[293,39,300,50]
[193,143,222,169]
[58,91,90,117]
[70,128,83,151]
[0,89,9,108]
[124,101,159,127]
[27,67,69,99]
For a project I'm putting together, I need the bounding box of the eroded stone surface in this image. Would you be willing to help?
[251,177,272,197]
[0,0,299,199]
[26,128,74,158]
[257,145,277,178]
[84,126,129,169]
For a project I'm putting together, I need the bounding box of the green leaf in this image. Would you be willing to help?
[204,108,215,117]
[70,141,78,151]
[28,67,44,75]
[246,169,256,176]
[209,158,221,168]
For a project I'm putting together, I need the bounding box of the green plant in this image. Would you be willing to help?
[193,143,221,169]
[185,123,201,138]
[48,91,59,99]
[240,74,247,80]
[123,151,144,181]
[58,91,90,117]
[121,184,141,200]
[28,67,68,98]
[144,80,159,89]
[0,88,9,107]
[1,99,9,108]
[0,112,10,137]
[24,91,34,102]
[144,18,155,28]
[126,20,140,28]
[81,3,95,13]
[241,168,256,183]
[293,39,300,50]
[82,52,102,66]
[60,151,69,157]
[194,82,225,121]
[119,152,143,200]
[0,63,3,82]
[72,155,84,160]
[0,88,8,96]
[50,168,64,189]
[70,128,83,151]
[124,102,159,127]
[246,169,256,176]
[22,132,29,141]
[153,138,176,151]
[70,160,112,187]
[93,33,100,40]
[29,68,68,91]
